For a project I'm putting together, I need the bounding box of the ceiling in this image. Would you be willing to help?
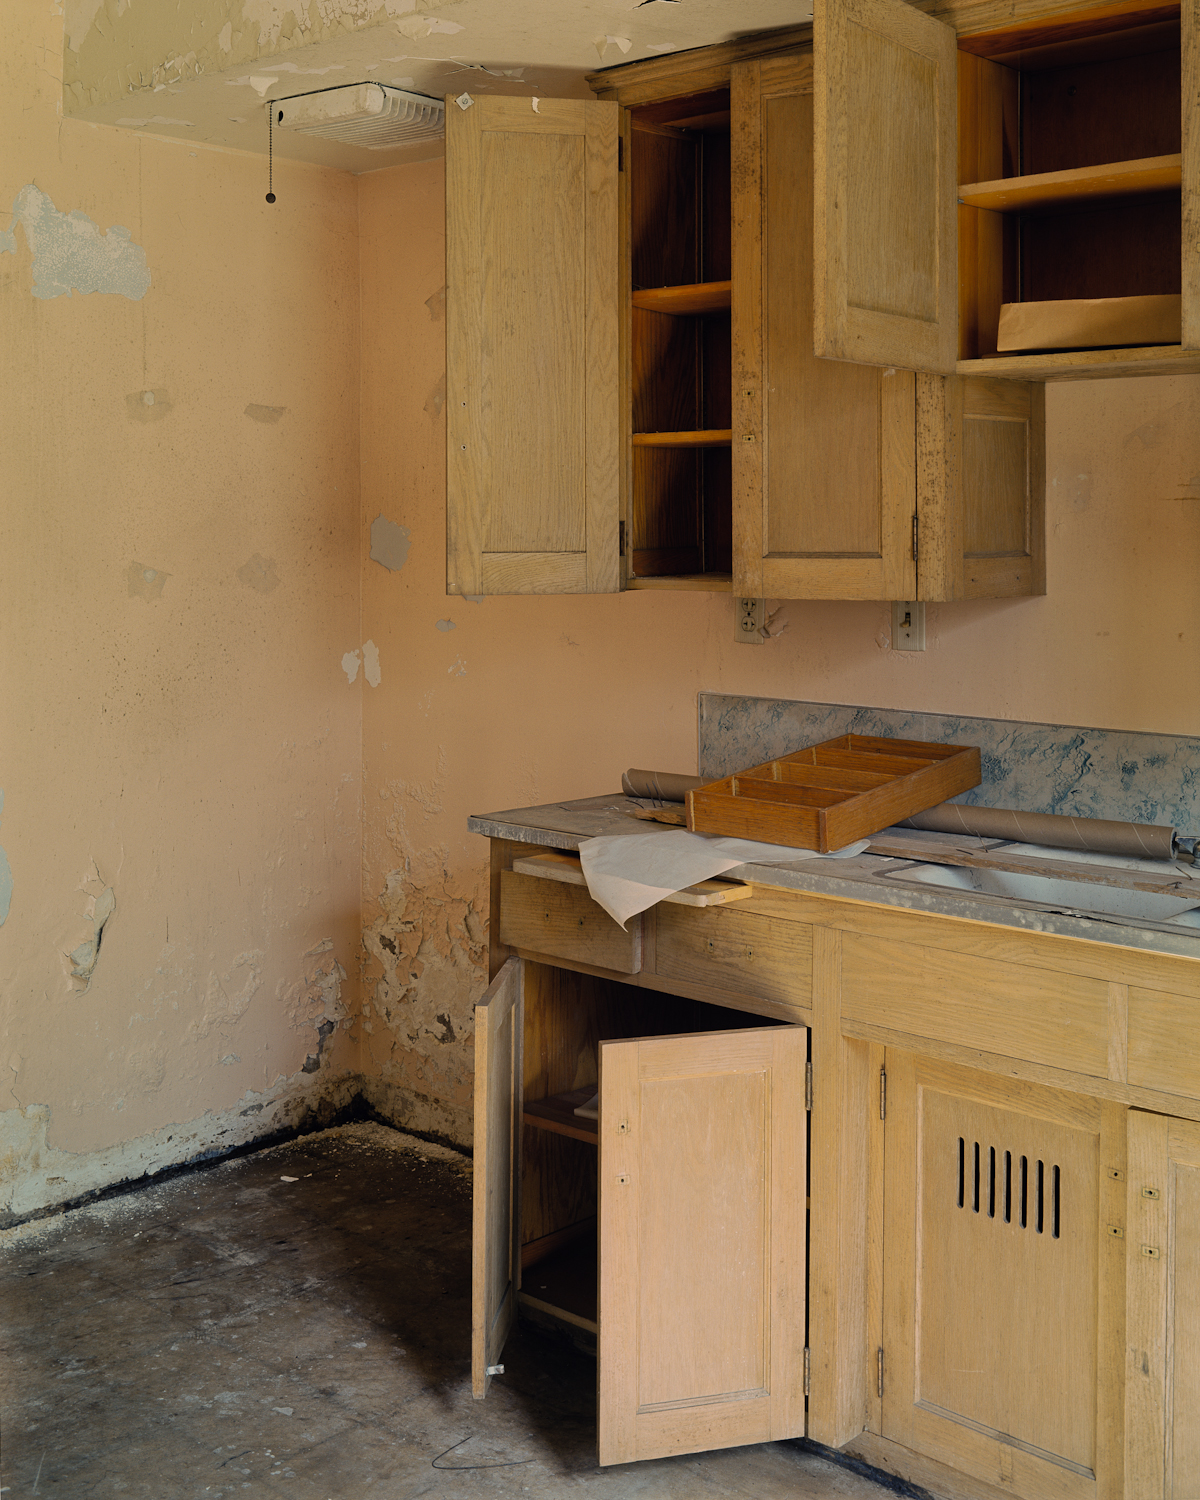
[64,0,814,173]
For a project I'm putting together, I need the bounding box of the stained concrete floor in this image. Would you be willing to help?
[1,1123,918,1500]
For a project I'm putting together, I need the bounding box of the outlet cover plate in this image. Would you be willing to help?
[891,601,926,651]
[736,597,765,645]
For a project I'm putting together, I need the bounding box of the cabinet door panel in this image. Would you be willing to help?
[447,97,620,594]
[1126,1110,1200,1498]
[916,375,1046,601]
[883,1053,1123,1499]
[813,0,957,374]
[732,59,915,601]
[472,956,523,1398]
[597,1026,807,1465]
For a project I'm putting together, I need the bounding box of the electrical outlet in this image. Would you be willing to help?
[736,597,765,645]
[891,601,926,651]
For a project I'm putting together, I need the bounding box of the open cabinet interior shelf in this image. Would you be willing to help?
[958,7,1183,361]
[630,88,732,586]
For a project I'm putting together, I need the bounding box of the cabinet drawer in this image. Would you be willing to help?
[655,902,812,1014]
[500,870,642,974]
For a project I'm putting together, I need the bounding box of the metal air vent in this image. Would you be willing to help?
[273,85,445,149]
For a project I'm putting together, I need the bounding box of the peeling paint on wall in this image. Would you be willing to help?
[423,372,445,419]
[369,513,411,572]
[237,553,280,592]
[244,403,286,423]
[424,284,446,321]
[435,618,454,632]
[69,879,115,988]
[125,389,172,422]
[0,792,12,927]
[363,639,381,688]
[127,561,169,600]
[341,648,361,684]
[1,186,151,301]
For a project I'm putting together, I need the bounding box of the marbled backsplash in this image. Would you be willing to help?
[698,695,1200,835]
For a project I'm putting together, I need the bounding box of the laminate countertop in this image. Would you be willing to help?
[469,793,1200,964]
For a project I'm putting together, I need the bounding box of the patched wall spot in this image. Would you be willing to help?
[128,561,169,601]
[435,619,455,632]
[342,649,361,685]
[125,389,172,422]
[370,514,411,572]
[237,553,280,593]
[363,640,381,688]
[245,403,287,424]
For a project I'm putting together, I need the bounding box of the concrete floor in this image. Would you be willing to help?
[1,1123,920,1499]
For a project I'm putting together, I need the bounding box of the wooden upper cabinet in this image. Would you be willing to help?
[446,98,620,595]
[733,57,917,601]
[812,0,959,375]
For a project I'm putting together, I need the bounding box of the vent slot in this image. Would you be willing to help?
[957,1140,1060,1236]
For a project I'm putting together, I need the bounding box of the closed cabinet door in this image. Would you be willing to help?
[1126,1109,1200,1498]
[598,1024,807,1465]
[731,56,916,602]
[447,97,621,595]
[881,1052,1126,1499]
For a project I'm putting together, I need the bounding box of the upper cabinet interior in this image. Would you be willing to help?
[816,0,1199,381]
[627,89,734,588]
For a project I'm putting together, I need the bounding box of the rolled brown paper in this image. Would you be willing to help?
[900,804,1177,861]
[622,769,703,803]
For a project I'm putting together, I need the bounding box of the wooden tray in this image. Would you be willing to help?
[686,735,981,853]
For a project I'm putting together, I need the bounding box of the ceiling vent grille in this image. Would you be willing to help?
[273,85,445,149]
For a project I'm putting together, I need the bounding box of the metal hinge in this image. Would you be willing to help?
[911,513,919,564]
[879,1066,887,1121]
[803,1346,810,1398]
[877,1347,885,1399]
[619,520,626,557]
[805,1059,813,1112]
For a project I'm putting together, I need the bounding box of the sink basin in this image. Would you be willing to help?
[885,859,1200,926]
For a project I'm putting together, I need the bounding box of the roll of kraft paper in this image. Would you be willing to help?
[622,769,703,802]
[900,804,1177,861]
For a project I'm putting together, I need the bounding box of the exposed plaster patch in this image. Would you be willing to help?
[218,21,233,51]
[248,75,279,95]
[424,283,446,320]
[363,640,382,688]
[369,513,411,572]
[435,618,455,632]
[192,954,263,1041]
[464,595,483,604]
[237,553,280,592]
[125,388,172,421]
[424,372,446,419]
[0,792,12,927]
[342,649,361,684]
[127,561,169,600]
[1,186,151,301]
[244,402,286,423]
[395,14,464,38]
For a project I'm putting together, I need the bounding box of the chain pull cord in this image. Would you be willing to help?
[266,106,276,204]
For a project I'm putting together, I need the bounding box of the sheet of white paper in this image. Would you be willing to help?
[578,829,871,928]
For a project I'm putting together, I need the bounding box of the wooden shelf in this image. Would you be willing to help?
[632,429,732,448]
[958,154,1181,213]
[632,280,732,315]
[524,1087,598,1144]
[519,1235,597,1333]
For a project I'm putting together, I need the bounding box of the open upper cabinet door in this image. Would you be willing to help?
[813,0,958,374]
[597,1025,807,1465]
[471,956,523,1399]
[447,97,621,595]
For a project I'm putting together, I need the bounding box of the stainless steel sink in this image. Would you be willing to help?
[883,859,1200,926]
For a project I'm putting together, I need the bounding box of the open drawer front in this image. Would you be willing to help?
[472,956,808,1465]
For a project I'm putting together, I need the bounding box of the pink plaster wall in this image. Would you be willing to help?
[359,157,1200,1147]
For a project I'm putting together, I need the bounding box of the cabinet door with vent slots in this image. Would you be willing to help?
[447,97,620,595]
[881,1054,1125,1499]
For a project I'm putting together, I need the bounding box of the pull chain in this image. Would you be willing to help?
[266,106,276,204]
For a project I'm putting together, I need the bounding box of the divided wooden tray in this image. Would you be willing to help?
[686,735,981,853]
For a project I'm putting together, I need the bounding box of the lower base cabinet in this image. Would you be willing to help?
[473,956,809,1466]
[474,844,1200,1496]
